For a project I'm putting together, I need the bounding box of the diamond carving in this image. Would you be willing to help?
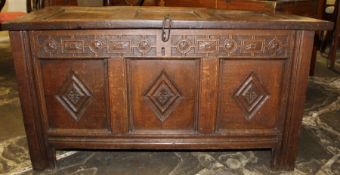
[56,71,92,121]
[234,73,269,120]
[144,71,182,122]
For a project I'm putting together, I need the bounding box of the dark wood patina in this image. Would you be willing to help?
[4,6,332,171]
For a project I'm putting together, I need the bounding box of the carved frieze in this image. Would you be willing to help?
[33,31,291,58]
[34,34,157,58]
[171,35,290,58]
[177,40,192,54]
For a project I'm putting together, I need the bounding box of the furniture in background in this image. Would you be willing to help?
[320,0,336,52]
[4,6,331,171]
[27,0,44,12]
[273,0,326,75]
[320,0,339,69]
[275,0,325,18]
[328,0,339,69]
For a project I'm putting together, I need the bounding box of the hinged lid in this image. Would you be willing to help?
[3,6,333,31]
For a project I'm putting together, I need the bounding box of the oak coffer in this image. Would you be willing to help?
[4,6,332,171]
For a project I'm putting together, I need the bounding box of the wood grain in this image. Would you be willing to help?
[198,57,219,134]
[271,31,315,170]
[108,58,129,134]
[2,6,332,31]
[9,31,56,170]
[6,7,332,171]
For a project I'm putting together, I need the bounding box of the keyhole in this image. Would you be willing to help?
[161,47,165,56]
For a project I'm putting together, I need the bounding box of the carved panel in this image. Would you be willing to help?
[128,59,199,132]
[171,34,290,58]
[41,59,110,132]
[233,73,269,120]
[34,33,157,58]
[144,71,182,122]
[56,71,92,121]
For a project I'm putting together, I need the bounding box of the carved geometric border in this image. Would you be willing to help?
[171,35,289,58]
[35,34,157,58]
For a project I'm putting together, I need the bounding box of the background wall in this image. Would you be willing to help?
[2,0,27,12]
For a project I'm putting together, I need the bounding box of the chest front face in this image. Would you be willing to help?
[8,5,332,170]
[28,29,295,139]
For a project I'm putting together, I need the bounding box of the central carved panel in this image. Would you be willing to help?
[144,71,182,122]
[56,71,92,121]
[234,73,269,120]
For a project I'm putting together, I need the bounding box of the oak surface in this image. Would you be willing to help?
[7,6,332,172]
[3,6,332,30]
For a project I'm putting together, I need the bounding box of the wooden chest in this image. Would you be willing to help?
[4,6,332,171]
